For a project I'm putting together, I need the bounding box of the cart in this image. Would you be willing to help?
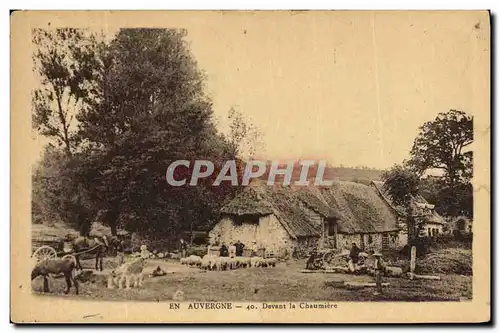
[31,236,77,266]
[305,248,349,270]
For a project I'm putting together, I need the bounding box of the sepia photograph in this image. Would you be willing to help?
[10,10,490,323]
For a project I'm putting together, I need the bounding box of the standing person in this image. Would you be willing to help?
[228,242,237,258]
[373,251,385,295]
[235,240,245,257]
[179,238,187,259]
[219,243,229,257]
[250,241,258,257]
[348,242,361,272]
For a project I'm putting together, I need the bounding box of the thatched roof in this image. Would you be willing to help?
[220,180,400,238]
[220,186,273,216]
[371,181,445,225]
[293,187,340,219]
[321,181,400,234]
[221,184,320,238]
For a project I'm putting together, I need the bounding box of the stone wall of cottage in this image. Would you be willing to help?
[337,232,400,252]
[209,214,294,258]
[421,223,444,237]
[294,236,320,258]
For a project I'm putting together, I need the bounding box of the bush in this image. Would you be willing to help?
[399,237,432,259]
[416,248,472,275]
[433,233,472,249]
[186,245,208,257]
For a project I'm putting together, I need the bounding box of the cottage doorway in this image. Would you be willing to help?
[381,232,389,250]
[326,219,337,249]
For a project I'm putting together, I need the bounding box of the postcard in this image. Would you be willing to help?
[10,10,490,323]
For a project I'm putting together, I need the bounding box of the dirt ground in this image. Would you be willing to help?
[31,257,472,302]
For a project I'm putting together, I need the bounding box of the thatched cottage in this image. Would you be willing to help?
[371,181,446,241]
[209,181,402,258]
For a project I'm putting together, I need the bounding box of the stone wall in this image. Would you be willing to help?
[337,231,400,251]
[422,223,444,237]
[209,214,294,258]
[294,236,320,258]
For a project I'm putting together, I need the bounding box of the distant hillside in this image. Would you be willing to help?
[256,162,384,185]
[322,166,384,183]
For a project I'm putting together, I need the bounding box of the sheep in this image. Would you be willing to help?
[236,256,251,268]
[201,255,218,270]
[264,258,277,267]
[228,257,239,270]
[187,255,202,267]
[181,255,202,267]
[250,256,264,268]
[31,258,79,295]
[108,257,147,289]
[216,257,230,271]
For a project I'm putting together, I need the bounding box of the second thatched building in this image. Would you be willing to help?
[209,180,403,258]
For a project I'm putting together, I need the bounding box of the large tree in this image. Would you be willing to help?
[407,109,473,218]
[32,28,99,156]
[381,165,420,242]
[407,109,473,186]
[76,29,239,235]
[32,28,259,238]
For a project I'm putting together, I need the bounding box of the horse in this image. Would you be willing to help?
[31,258,79,295]
[72,235,122,271]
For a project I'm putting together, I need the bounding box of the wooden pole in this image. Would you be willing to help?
[407,272,441,280]
[344,281,390,287]
[410,246,416,273]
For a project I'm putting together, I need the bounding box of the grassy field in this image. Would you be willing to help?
[31,258,472,302]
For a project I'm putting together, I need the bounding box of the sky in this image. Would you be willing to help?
[31,11,489,169]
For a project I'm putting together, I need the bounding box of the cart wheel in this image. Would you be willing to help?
[32,246,57,262]
[322,251,335,266]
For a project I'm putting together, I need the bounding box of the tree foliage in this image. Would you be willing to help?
[381,165,420,207]
[407,109,473,185]
[407,109,473,218]
[227,106,263,160]
[32,28,253,238]
[32,146,98,235]
[32,28,100,155]
[419,177,473,219]
[381,165,420,241]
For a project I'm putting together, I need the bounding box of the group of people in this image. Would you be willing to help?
[178,238,260,259]
[217,240,248,257]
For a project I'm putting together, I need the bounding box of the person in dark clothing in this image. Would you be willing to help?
[219,244,229,257]
[234,240,245,257]
[349,242,361,264]
[306,247,318,270]
[179,238,188,258]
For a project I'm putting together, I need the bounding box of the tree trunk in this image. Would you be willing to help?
[110,222,117,237]
[79,220,90,237]
[103,206,120,236]
[189,220,194,245]
[55,91,72,157]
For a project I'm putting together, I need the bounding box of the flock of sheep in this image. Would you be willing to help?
[181,254,278,271]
